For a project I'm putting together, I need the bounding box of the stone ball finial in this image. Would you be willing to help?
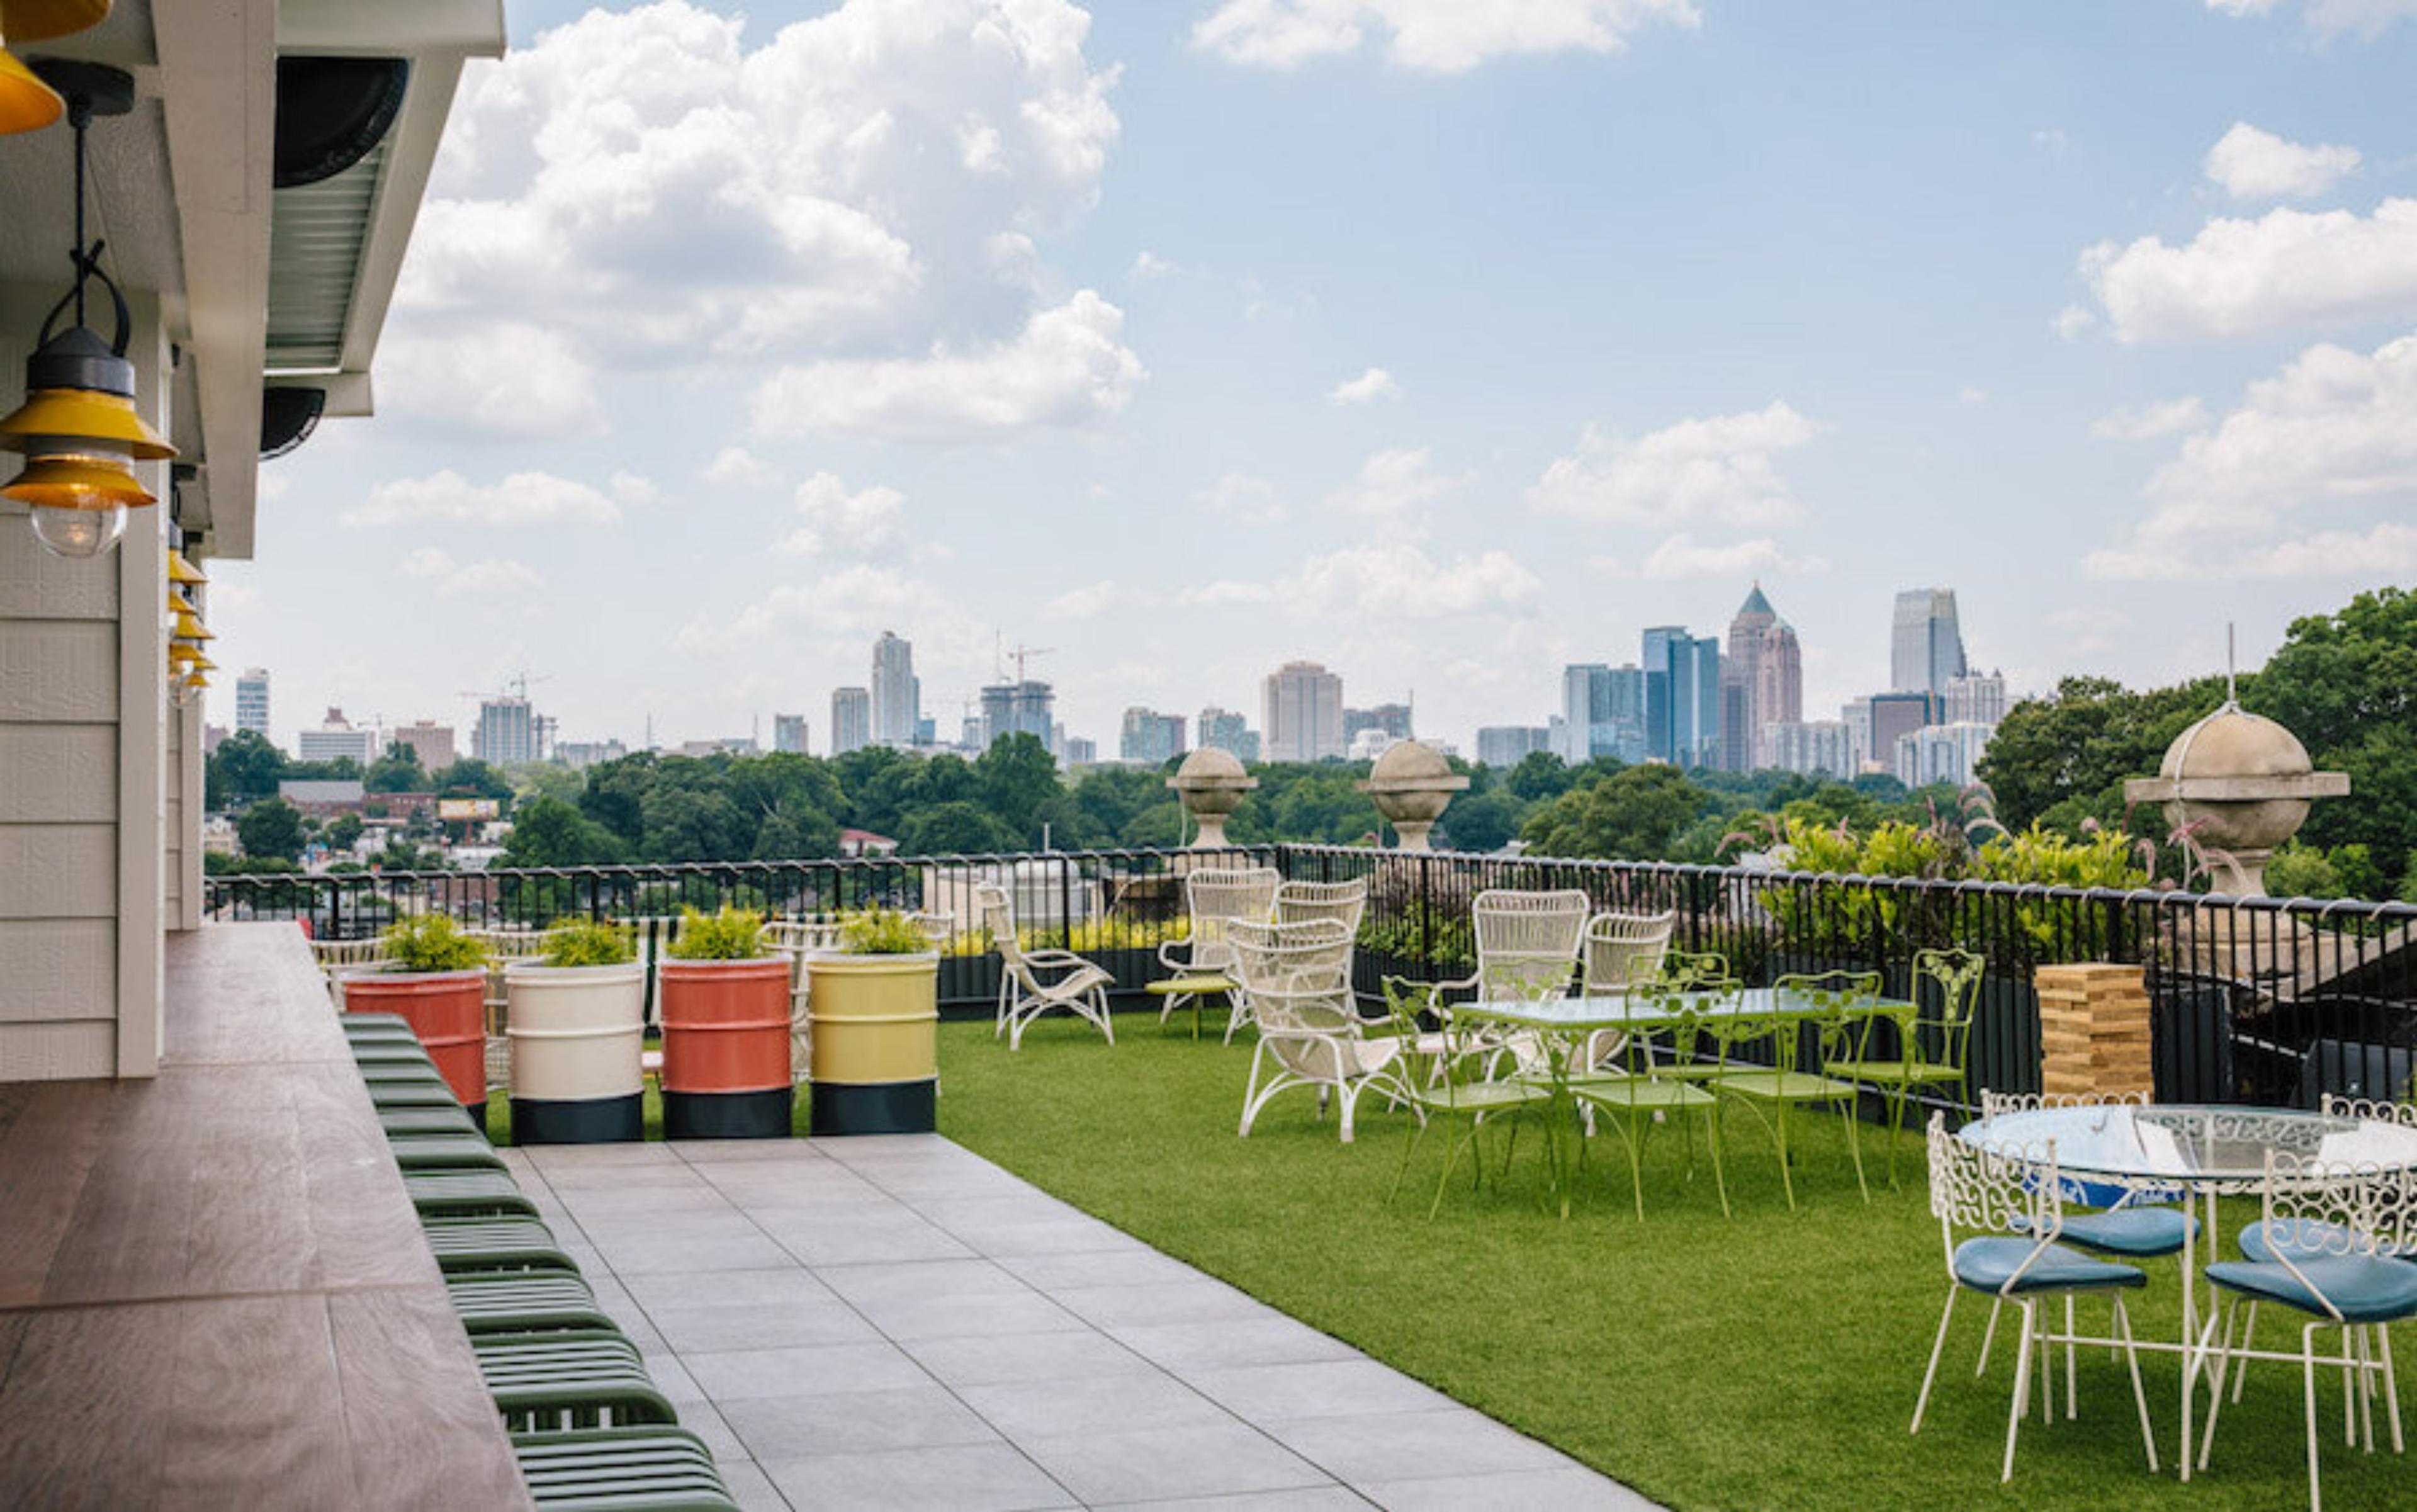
[2123,702,2348,895]
[1358,740,1468,851]
[1168,747,1256,849]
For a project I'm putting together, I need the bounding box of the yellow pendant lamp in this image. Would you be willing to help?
[0,46,63,135]
[168,548,206,587]
[170,607,213,644]
[0,3,109,135]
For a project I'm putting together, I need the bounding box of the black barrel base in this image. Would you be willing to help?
[810,1079,937,1137]
[663,1086,794,1141]
[510,1092,643,1145]
[463,1099,491,1141]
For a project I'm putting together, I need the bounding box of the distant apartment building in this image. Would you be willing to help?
[1767,719,1854,779]
[870,631,920,749]
[297,708,377,766]
[830,687,872,755]
[1061,735,1098,766]
[555,739,628,770]
[1720,584,1803,772]
[1197,706,1261,763]
[677,738,757,757]
[1477,726,1552,768]
[979,680,1055,752]
[235,667,271,738]
[772,714,809,754]
[1642,628,1721,769]
[471,696,540,767]
[1891,588,1968,697]
[1262,661,1344,763]
[390,720,456,772]
[1896,721,1996,789]
[1558,663,1646,764]
[1119,708,1186,765]
[1944,670,2008,728]
[1344,703,1413,746]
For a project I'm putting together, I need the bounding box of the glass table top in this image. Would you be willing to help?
[1454,987,1910,1030]
[1962,1104,2417,1183]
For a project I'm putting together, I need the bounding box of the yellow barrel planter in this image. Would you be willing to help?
[808,950,940,1135]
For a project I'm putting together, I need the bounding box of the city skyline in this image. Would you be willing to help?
[200,3,2416,759]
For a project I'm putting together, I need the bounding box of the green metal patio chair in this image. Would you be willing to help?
[421,1216,579,1275]
[1823,947,1984,1185]
[475,1328,678,1434]
[1626,949,1738,1081]
[1567,1062,1726,1221]
[406,1169,539,1220]
[1381,978,1555,1219]
[510,1426,738,1510]
[447,1270,617,1334]
[1711,970,1876,1210]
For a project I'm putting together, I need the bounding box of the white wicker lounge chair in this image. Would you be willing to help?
[977,883,1114,1051]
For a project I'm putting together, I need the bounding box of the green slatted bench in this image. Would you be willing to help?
[405,1170,538,1219]
[360,1061,452,1086]
[421,1217,577,1275]
[352,1041,437,1065]
[446,1272,616,1334]
[510,1428,737,1511]
[380,1106,483,1137]
[386,1132,506,1172]
[341,1012,418,1039]
[473,1331,676,1433]
[369,1081,465,1110]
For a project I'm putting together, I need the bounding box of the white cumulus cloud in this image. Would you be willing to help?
[1198,472,1285,524]
[2083,199,2417,342]
[344,470,624,529]
[1192,0,1700,73]
[1328,366,1402,403]
[774,471,906,556]
[1633,534,1828,580]
[1528,402,1820,528]
[376,324,602,439]
[702,448,779,490]
[2085,329,2417,577]
[1289,541,1542,617]
[398,548,546,598]
[2090,397,2210,441]
[749,291,1144,440]
[2203,122,2360,201]
[1327,447,1467,518]
[2204,0,2417,38]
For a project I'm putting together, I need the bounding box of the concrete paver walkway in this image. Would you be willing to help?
[501,1135,1653,1511]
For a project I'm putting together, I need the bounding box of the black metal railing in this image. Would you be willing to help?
[208,843,2417,1108]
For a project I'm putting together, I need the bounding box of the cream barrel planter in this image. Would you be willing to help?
[808,952,940,1135]
[503,961,647,1144]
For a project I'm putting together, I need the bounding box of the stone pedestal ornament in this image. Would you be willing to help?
[1357,740,1469,852]
[2122,698,2348,897]
[1168,747,1257,849]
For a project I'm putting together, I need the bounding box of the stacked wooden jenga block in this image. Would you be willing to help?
[2035,963,2153,1100]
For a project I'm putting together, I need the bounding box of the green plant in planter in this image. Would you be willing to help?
[664,906,766,961]
[840,908,933,955]
[541,917,636,968]
[382,913,490,972]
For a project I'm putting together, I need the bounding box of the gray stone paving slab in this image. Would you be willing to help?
[517,1134,1652,1511]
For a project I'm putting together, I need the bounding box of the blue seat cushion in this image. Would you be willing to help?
[1952,1238,2147,1295]
[2207,1255,2417,1324]
[2239,1219,2415,1265]
[2014,1207,2197,1258]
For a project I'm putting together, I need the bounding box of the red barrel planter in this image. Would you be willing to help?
[658,957,794,1139]
[342,969,489,1126]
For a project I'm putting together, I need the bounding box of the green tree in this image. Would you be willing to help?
[1438,789,1523,852]
[208,728,285,808]
[1976,674,2229,836]
[364,742,426,793]
[1520,765,1708,860]
[899,801,1019,856]
[237,798,307,862]
[2255,587,2417,885]
[430,758,513,803]
[977,735,1060,845]
[1504,750,1577,803]
[502,796,627,867]
[324,813,365,852]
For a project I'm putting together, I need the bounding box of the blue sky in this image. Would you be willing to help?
[216,0,2417,757]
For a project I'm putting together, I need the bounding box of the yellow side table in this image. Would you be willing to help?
[1144,974,1237,1043]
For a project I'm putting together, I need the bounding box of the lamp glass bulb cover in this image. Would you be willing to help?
[29,503,123,558]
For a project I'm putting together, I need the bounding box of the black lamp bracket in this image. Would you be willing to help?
[25,60,138,361]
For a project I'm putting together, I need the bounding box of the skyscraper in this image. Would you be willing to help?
[297,708,378,765]
[870,631,919,749]
[1262,662,1344,763]
[391,721,456,771]
[1891,588,1968,697]
[830,687,872,755]
[1643,628,1720,769]
[1477,726,1552,767]
[1720,584,1803,771]
[235,667,271,738]
[1559,663,1646,764]
[772,714,809,754]
[1944,670,2007,728]
[1866,691,1939,781]
[979,680,1055,751]
[1197,707,1260,763]
[473,696,538,766]
[1119,708,1186,765]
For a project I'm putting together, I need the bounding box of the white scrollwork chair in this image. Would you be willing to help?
[1433,889,1590,1077]
[976,883,1113,1051]
[1231,918,1403,1144]
[1158,866,1279,1035]
[1913,1112,2161,1483]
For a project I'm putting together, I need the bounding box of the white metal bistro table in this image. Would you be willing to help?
[1959,1103,2417,1481]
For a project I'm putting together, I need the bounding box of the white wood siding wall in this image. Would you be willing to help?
[0,286,170,1080]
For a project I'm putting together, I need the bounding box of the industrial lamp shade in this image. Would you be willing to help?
[0,45,64,135]
[0,3,116,43]
[2,327,176,559]
[167,548,206,585]
[170,607,213,643]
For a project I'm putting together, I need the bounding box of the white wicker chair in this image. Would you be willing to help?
[1158,866,1279,1034]
[1231,918,1403,1143]
[1572,910,1674,1072]
[1274,877,1369,934]
[1441,888,1590,1003]
[977,883,1114,1050]
[310,937,388,1006]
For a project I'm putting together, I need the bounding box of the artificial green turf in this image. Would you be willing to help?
[935,1014,2414,1511]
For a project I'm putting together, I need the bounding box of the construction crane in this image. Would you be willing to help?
[994,637,1056,685]
[458,669,553,704]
